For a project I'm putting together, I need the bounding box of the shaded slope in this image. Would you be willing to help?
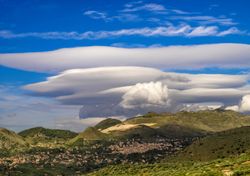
[19,127,77,139]
[68,127,108,145]
[157,124,207,138]
[111,125,159,139]
[19,127,77,145]
[95,118,121,130]
[176,126,250,161]
[70,110,250,145]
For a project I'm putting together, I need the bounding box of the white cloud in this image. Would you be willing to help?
[1,43,250,73]
[225,95,250,113]
[173,88,249,104]
[239,95,250,112]
[217,27,242,36]
[122,1,191,15]
[121,3,166,13]
[171,9,190,15]
[180,102,223,112]
[171,16,236,26]
[24,67,166,97]
[120,82,169,109]
[21,66,250,118]
[83,10,108,20]
[23,67,249,101]
[112,14,141,22]
[83,1,236,28]
[84,10,141,22]
[187,26,218,36]
[225,105,239,111]
[0,25,242,41]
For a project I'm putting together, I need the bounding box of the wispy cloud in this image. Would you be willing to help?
[83,1,193,23]
[83,10,108,20]
[83,1,238,31]
[121,3,166,13]
[171,9,191,15]
[83,10,141,22]
[217,27,242,36]
[0,25,242,40]
[171,15,236,26]
[113,13,141,22]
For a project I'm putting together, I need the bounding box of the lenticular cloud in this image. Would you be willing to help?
[1,43,250,72]
[23,66,250,118]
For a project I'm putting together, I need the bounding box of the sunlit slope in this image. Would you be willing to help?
[0,128,28,154]
[124,110,250,132]
[70,110,250,145]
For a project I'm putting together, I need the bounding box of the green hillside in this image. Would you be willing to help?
[19,127,77,139]
[69,110,250,145]
[88,126,250,176]
[175,126,250,161]
[19,127,77,146]
[111,125,158,139]
[68,127,108,145]
[156,124,207,138]
[124,110,250,132]
[0,128,28,155]
[95,118,121,130]
[1,110,250,175]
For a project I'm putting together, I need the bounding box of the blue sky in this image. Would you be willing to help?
[0,0,250,132]
[0,0,249,53]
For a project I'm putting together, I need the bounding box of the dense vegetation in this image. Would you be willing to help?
[95,118,122,130]
[19,127,77,139]
[175,126,250,161]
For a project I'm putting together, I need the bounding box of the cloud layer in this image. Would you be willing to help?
[1,43,250,73]
[23,66,250,118]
